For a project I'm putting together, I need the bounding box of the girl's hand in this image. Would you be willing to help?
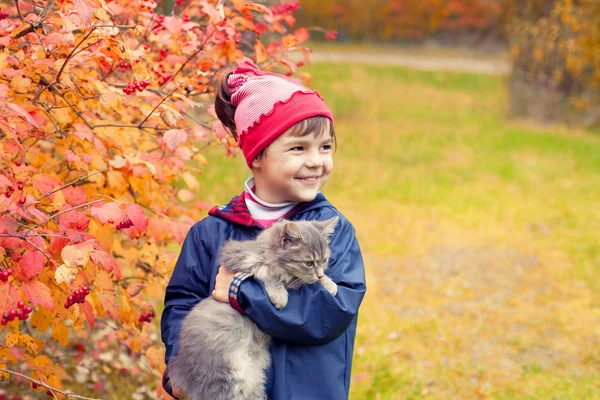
[212,266,236,303]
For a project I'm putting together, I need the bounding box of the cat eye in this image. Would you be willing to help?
[304,261,314,267]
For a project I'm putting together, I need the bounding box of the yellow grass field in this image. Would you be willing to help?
[197,61,600,399]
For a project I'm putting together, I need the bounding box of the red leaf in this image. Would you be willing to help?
[63,185,88,206]
[91,202,125,225]
[22,280,54,310]
[72,0,97,26]
[125,204,148,234]
[163,129,188,151]
[294,27,310,43]
[19,250,46,279]
[79,300,95,328]
[90,249,121,279]
[32,174,63,199]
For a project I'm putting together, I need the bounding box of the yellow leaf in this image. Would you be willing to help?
[193,153,208,166]
[52,321,70,347]
[31,307,53,333]
[94,269,114,291]
[10,76,31,92]
[0,361,9,380]
[55,263,78,285]
[62,244,90,267]
[182,172,200,191]
[107,170,128,192]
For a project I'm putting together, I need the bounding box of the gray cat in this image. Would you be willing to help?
[167,217,339,400]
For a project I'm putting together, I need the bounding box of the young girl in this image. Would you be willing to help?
[160,60,367,400]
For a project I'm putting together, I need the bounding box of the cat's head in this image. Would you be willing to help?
[269,217,339,284]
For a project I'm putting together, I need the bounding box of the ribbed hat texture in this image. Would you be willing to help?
[227,60,333,167]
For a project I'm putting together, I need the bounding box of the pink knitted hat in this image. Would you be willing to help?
[227,60,333,167]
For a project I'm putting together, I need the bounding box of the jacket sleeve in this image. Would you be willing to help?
[235,213,367,345]
[160,221,215,397]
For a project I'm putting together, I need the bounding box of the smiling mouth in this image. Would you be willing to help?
[296,176,320,182]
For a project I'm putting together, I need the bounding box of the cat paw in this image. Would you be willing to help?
[320,277,338,296]
[268,290,288,309]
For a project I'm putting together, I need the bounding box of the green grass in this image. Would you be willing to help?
[196,61,600,399]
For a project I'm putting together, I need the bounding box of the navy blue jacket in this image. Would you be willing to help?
[160,193,367,399]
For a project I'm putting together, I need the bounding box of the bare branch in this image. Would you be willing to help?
[0,367,101,400]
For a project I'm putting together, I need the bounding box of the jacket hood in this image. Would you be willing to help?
[208,191,331,227]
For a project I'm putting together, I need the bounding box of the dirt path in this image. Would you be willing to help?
[311,51,511,75]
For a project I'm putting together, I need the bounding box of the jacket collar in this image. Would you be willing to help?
[208,192,329,228]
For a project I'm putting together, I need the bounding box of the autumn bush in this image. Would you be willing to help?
[297,0,509,43]
[0,0,323,398]
[507,0,600,125]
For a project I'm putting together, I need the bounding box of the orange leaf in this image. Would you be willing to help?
[282,34,298,49]
[125,203,149,234]
[0,282,21,315]
[94,291,119,319]
[22,280,54,310]
[246,2,273,16]
[255,40,268,63]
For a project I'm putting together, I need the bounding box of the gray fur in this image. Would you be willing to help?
[167,217,339,400]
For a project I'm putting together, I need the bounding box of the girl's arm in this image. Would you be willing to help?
[231,211,367,345]
[160,221,214,397]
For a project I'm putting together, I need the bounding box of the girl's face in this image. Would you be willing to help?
[251,128,334,204]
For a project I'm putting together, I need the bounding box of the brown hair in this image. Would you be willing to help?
[214,70,336,159]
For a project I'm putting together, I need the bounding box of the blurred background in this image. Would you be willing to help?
[199,1,600,399]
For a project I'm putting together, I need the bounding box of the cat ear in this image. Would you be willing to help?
[319,216,339,239]
[281,222,304,244]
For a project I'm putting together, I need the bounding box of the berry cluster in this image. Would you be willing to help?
[116,219,133,230]
[0,9,9,21]
[64,286,89,309]
[152,14,166,33]
[119,60,132,69]
[272,1,300,15]
[139,310,155,323]
[122,80,150,95]
[2,301,33,325]
[0,269,12,282]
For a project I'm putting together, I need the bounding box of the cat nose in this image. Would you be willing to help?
[316,270,324,279]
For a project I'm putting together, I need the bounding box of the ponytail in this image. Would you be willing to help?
[214,70,238,140]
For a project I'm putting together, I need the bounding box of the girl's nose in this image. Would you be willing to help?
[305,150,324,168]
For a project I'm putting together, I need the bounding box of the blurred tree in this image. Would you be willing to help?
[508,0,600,125]
[297,0,507,42]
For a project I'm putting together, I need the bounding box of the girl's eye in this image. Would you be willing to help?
[290,146,303,151]
[304,261,314,267]
[320,144,332,151]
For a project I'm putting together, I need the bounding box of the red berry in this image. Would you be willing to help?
[25,306,32,314]
[32,382,39,388]
[17,301,25,309]
[1,318,7,325]
[15,309,23,317]
[9,309,16,318]
[5,192,11,198]
[18,198,25,205]
[7,186,14,192]
[15,160,22,166]
[6,269,12,275]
